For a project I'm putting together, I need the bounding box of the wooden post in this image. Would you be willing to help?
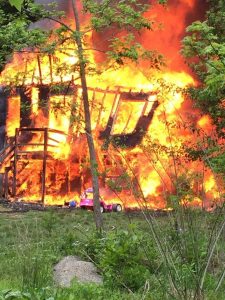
[41,128,48,204]
[96,88,108,125]
[31,64,36,84]
[74,88,83,136]
[22,59,27,85]
[48,55,53,84]
[37,55,43,85]
[109,88,120,117]
[19,87,32,128]
[4,167,11,200]
[67,164,71,195]
[122,110,133,133]
[38,86,50,119]
[90,90,95,115]
[110,93,122,135]
[12,129,18,197]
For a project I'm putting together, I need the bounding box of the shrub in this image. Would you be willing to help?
[77,228,158,292]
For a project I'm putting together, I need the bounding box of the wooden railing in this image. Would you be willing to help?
[1,128,67,203]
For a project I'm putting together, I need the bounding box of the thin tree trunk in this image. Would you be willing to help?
[72,0,103,231]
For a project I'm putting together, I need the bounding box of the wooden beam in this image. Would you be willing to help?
[41,128,48,205]
[12,128,18,197]
[37,56,43,85]
[96,87,109,126]
[4,167,11,200]
[48,55,53,84]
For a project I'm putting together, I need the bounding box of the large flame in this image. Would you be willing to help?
[0,0,221,208]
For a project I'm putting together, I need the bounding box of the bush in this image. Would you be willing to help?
[76,228,158,292]
[0,284,142,300]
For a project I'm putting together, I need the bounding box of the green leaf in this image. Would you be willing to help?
[9,0,23,12]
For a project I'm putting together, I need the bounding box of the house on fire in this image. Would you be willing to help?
[0,55,159,203]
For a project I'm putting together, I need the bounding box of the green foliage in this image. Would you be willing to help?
[0,208,225,299]
[182,2,225,176]
[98,230,152,291]
[0,284,140,300]
[83,0,152,31]
[107,33,164,68]
[81,0,165,69]
[9,0,23,12]
[0,0,48,72]
[210,151,225,174]
[182,7,225,130]
[76,228,158,292]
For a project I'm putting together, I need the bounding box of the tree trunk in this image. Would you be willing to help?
[72,0,103,231]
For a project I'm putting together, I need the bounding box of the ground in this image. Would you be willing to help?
[0,203,154,299]
[0,202,225,299]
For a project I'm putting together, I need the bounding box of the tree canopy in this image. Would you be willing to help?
[183,0,225,139]
[0,0,47,72]
[182,0,225,175]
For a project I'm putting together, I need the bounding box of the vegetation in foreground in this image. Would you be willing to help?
[0,207,225,299]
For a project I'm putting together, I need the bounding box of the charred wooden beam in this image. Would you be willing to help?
[99,90,121,139]
[41,128,48,204]
[0,173,4,197]
[50,82,76,96]
[12,128,19,197]
[17,161,29,175]
[38,85,50,120]
[3,167,11,200]
[0,87,9,150]
[19,127,67,135]
[99,116,114,140]
[120,92,154,101]
[0,142,15,166]
[96,88,109,125]
[19,87,32,127]
[99,90,159,148]
[37,56,43,85]
[48,55,53,84]
[110,100,159,147]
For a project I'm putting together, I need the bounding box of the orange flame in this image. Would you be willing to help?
[0,0,222,208]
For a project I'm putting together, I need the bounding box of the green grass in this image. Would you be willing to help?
[0,208,150,295]
[0,206,225,299]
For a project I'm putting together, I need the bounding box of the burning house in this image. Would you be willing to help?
[0,0,220,208]
[0,78,159,205]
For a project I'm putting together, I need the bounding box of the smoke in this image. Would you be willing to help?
[36,0,67,9]
[138,0,207,71]
[33,0,72,29]
[34,0,85,28]
[91,0,207,72]
[33,0,207,72]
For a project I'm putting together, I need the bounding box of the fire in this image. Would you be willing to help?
[0,0,222,208]
[48,95,72,159]
[205,175,219,196]
[6,95,20,137]
[31,87,39,114]
[197,115,213,135]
